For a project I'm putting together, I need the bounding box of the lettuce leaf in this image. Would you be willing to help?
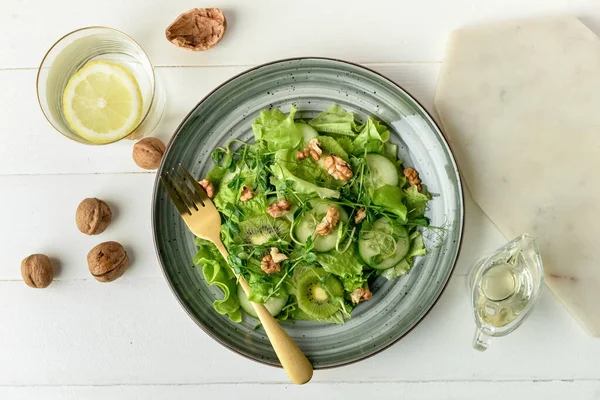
[336,136,354,154]
[238,195,268,218]
[206,165,228,186]
[274,149,323,182]
[372,185,407,220]
[271,158,340,199]
[213,170,268,218]
[318,135,350,162]
[252,107,302,151]
[405,185,430,218]
[315,245,364,277]
[383,142,398,162]
[352,117,390,155]
[341,274,367,292]
[308,105,360,136]
[315,246,366,293]
[193,238,242,322]
[213,171,238,212]
[407,231,427,260]
[380,259,412,280]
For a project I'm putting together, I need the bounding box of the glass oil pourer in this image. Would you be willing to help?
[469,234,544,351]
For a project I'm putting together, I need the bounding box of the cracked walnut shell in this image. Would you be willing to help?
[87,241,129,282]
[76,198,112,235]
[165,8,227,51]
[133,137,166,170]
[21,254,54,288]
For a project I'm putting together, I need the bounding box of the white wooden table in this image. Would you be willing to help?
[2,1,600,398]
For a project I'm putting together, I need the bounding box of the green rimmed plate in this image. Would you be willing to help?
[152,58,464,368]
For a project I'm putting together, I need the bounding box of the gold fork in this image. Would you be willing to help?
[161,164,313,385]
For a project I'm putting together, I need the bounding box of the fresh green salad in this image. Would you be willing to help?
[193,105,432,324]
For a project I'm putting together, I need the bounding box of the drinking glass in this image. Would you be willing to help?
[36,27,165,145]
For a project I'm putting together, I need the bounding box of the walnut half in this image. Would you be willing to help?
[260,248,288,274]
[308,138,323,161]
[316,206,340,236]
[269,247,288,264]
[350,287,373,304]
[324,155,353,181]
[296,148,310,161]
[403,167,422,192]
[261,255,280,274]
[267,199,292,218]
[354,208,366,224]
[240,186,254,202]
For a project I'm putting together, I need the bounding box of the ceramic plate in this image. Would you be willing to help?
[152,58,464,368]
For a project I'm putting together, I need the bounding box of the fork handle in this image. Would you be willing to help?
[214,242,313,385]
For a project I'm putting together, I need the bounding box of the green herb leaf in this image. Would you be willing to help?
[303,251,317,263]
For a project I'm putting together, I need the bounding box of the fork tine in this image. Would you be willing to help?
[160,175,191,216]
[168,170,199,212]
[174,167,205,208]
[179,164,211,205]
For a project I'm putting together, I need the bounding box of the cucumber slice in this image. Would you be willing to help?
[294,200,348,252]
[237,284,289,318]
[297,122,319,146]
[365,153,398,188]
[358,217,410,269]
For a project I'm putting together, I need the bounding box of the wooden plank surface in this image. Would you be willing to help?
[3,0,600,397]
[2,0,600,68]
[2,381,600,400]
[1,278,599,386]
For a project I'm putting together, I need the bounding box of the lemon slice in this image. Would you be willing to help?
[62,61,143,144]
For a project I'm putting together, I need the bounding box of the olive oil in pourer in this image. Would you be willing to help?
[469,234,544,351]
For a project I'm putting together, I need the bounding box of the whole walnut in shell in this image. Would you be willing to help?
[76,198,112,235]
[133,137,166,170]
[87,241,129,282]
[21,254,54,288]
[165,8,227,51]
